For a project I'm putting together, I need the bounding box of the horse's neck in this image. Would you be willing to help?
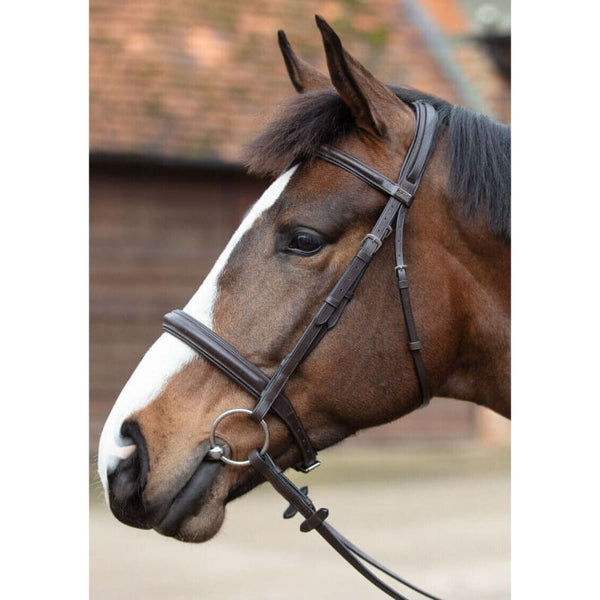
[435,207,511,418]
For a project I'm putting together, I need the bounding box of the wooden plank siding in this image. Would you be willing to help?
[90,163,483,456]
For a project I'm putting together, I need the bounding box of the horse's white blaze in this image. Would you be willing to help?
[98,167,296,495]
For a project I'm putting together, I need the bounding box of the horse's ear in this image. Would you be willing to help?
[278,30,331,93]
[315,15,408,137]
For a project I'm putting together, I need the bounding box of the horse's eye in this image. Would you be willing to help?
[287,229,325,256]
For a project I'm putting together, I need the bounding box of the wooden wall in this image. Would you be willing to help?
[90,162,494,457]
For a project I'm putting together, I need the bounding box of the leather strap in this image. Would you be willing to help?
[250,196,400,422]
[395,206,431,405]
[316,145,413,205]
[395,102,439,197]
[250,450,443,600]
[163,310,320,472]
[390,102,438,406]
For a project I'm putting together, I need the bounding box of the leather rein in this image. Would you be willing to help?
[162,101,443,600]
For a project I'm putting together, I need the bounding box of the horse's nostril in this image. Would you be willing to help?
[107,420,152,529]
[119,419,150,486]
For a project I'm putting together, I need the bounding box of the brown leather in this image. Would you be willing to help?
[394,205,431,404]
[316,145,413,204]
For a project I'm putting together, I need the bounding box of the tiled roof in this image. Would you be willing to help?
[90,0,509,163]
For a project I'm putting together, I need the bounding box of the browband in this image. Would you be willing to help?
[316,102,438,205]
[316,145,414,204]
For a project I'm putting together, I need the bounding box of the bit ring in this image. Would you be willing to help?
[209,408,270,467]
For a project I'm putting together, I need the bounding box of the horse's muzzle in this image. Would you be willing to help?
[107,425,229,536]
[155,441,230,537]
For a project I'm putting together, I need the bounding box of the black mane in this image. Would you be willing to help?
[244,87,511,241]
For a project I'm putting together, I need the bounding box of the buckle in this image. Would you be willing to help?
[295,459,321,473]
[362,233,383,251]
[393,186,413,205]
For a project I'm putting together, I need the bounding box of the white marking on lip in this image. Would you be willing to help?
[112,444,137,460]
[97,167,297,495]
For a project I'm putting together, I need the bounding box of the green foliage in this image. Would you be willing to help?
[364,26,389,47]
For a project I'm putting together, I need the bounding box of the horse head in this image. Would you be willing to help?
[98,17,510,543]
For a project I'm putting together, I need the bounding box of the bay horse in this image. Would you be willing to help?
[98,16,509,597]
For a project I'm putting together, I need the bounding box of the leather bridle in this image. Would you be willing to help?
[162,101,443,600]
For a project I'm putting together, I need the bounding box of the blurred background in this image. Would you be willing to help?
[90,1,510,598]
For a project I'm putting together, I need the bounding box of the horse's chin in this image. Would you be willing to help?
[150,464,227,542]
[161,500,227,543]
[152,459,266,543]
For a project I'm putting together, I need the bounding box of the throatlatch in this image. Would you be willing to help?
[162,101,442,600]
